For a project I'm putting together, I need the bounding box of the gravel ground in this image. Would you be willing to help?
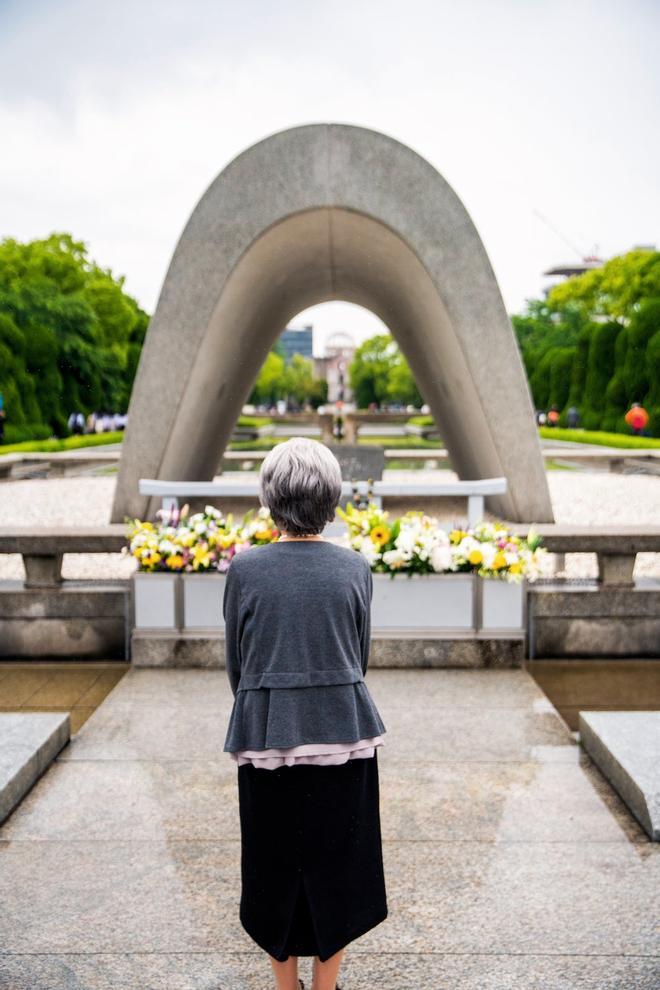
[0,470,658,581]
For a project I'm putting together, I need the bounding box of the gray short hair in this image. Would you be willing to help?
[259,437,343,536]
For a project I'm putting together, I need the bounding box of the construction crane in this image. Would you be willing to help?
[533,210,602,278]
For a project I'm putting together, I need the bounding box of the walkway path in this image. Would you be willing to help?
[1,668,658,989]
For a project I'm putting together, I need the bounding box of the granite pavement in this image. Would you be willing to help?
[1,668,658,989]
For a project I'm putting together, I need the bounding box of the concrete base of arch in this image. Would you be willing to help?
[111,124,554,525]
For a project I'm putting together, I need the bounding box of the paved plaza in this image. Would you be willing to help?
[1,667,658,989]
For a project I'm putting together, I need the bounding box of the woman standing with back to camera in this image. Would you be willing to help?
[222,436,388,990]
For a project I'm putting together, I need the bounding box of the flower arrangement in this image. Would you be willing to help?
[336,502,452,575]
[123,505,280,573]
[337,501,548,582]
[447,520,548,582]
[124,499,548,582]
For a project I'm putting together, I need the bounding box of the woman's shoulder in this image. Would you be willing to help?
[228,541,370,575]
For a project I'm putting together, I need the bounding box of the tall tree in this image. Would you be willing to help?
[0,233,148,440]
[348,334,399,409]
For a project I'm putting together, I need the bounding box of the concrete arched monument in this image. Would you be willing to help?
[111,124,553,523]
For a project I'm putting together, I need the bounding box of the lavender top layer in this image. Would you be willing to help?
[231,734,386,769]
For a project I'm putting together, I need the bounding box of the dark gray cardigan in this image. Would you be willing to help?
[222,540,387,752]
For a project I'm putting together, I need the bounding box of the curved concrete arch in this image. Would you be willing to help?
[111,124,554,523]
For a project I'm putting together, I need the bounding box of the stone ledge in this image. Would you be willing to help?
[530,585,660,617]
[0,712,70,824]
[533,617,660,658]
[0,583,129,619]
[131,632,525,669]
[579,711,660,841]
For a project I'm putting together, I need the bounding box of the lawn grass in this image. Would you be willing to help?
[538,426,660,448]
[0,432,125,455]
[4,421,656,456]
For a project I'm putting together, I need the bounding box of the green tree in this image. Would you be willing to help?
[250,351,286,406]
[511,252,660,436]
[307,376,328,408]
[546,249,660,322]
[348,334,399,409]
[282,353,316,406]
[581,320,623,430]
[645,328,660,435]
[0,233,149,440]
[387,349,424,407]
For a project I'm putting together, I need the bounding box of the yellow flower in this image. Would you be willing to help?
[450,529,467,544]
[492,551,507,569]
[166,554,184,570]
[370,525,390,546]
[254,527,274,541]
[468,549,483,565]
[192,545,211,570]
[509,561,522,574]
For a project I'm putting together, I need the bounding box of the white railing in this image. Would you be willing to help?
[138,476,508,528]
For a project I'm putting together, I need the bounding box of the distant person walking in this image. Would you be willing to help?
[566,406,580,429]
[0,392,5,444]
[546,406,560,428]
[625,402,649,436]
[67,411,85,435]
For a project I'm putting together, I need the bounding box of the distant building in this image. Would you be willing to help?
[542,245,656,298]
[314,331,356,403]
[278,324,314,364]
[541,256,603,297]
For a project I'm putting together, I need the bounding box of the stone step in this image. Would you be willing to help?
[0,712,70,824]
[579,710,660,841]
[131,631,525,668]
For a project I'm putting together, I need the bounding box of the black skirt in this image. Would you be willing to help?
[237,750,388,962]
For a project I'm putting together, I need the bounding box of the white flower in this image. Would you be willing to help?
[395,530,416,554]
[382,547,407,569]
[359,541,380,566]
[458,535,479,555]
[430,544,452,572]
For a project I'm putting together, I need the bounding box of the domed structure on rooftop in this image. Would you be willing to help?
[325,331,355,354]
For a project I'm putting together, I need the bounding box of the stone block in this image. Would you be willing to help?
[534,617,660,658]
[23,554,63,588]
[0,712,70,824]
[579,711,660,841]
[597,552,636,585]
[0,584,128,619]
[131,631,524,668]
[326,443,386,480]
[0,584,128,659]
[0,618,126,660]
[530,586,660,658]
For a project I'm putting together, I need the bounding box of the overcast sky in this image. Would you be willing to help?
[1,0,658,354]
